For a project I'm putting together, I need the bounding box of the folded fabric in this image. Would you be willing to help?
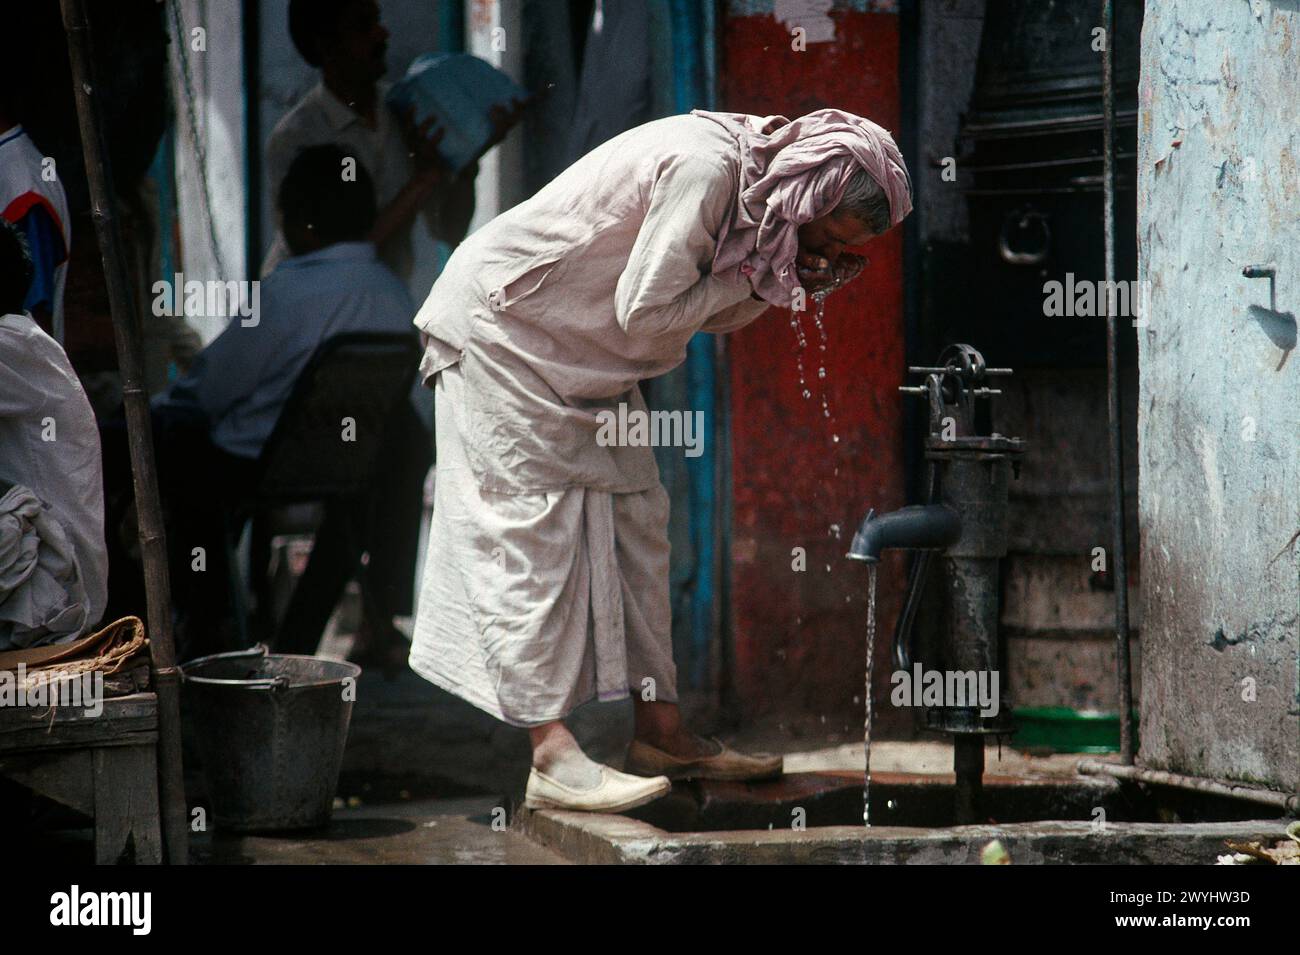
[0,483,92,651]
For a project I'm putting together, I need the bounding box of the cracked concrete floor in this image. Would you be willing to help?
[191,795,568,865]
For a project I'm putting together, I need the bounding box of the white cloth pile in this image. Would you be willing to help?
[0,311,108,648]
[0,482,93,650]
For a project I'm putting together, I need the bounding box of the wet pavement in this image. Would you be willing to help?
[16,638,1126,864]
[181,663,1106,864]
[191,795,567,865]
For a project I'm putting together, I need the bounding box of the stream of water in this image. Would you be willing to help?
[793,295,841,448]
[790,284,865,820]
[864,564,877,827]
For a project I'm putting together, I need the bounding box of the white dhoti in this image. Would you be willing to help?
[409,364,677,726]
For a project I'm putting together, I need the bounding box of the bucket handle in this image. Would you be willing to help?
[237,675,293,692]
[181,642,291,691]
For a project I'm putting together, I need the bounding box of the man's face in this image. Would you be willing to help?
[321,0,390,82]
[797,211,877,266]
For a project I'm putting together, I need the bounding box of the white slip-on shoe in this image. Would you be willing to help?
[524,764,672,813]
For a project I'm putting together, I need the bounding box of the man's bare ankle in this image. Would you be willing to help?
[635,730,720,759]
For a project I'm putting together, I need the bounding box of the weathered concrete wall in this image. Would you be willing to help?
[1137,0,1300,791]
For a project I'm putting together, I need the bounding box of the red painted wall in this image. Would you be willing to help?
[722,8,908,730]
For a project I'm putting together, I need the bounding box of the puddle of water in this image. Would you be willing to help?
[618,766,1281,834]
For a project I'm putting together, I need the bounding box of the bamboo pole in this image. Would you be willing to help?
[60,0,189,864]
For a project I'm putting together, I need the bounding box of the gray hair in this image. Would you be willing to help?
[834,168,892,235]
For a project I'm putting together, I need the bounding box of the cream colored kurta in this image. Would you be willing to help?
[409,114,770,725]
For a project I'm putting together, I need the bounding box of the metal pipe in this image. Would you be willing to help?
[1078,759,1300,814]
[891,462,940,671]
[1101,0,1135,766]
[954,735,985,824]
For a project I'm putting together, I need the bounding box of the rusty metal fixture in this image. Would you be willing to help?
[1243,263,1279,312]
[851,345,1024,823]
[905,347,1022,744]
[909,345,1024,822]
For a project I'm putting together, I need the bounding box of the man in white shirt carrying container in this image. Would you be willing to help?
[264,0,476,298]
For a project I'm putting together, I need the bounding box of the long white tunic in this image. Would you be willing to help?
[409,114,769,725]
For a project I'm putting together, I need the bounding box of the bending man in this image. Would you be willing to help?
[410,109,912,812]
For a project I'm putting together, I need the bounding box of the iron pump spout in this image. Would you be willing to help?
[847,505,961,563]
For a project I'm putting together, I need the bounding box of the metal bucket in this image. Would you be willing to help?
[180,645,361,831]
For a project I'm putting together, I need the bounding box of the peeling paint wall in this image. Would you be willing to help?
[1137,0,1300,791]
[722,1,906,728]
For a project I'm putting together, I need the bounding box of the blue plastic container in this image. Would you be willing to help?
[386,52,526,173]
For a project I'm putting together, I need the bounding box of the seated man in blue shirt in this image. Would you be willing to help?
[148,145,423,657]
[163,145,415,453]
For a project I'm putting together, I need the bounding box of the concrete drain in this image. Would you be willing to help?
[515,771,1288,864]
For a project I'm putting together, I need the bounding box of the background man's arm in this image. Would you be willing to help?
[165,312,275,427]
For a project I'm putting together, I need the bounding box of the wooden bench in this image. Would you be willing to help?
[0,692,163,863]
